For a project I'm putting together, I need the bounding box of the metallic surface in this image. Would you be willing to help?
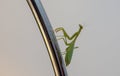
[26,0,68,76]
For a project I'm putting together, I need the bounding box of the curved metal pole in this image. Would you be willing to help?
[26,0,68,76]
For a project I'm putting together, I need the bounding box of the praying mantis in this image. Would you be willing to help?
[55,24,83,66]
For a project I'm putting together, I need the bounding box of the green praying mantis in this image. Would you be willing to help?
[55,24,83,66]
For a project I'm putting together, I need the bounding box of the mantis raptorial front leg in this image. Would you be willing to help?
[55,24,83,66]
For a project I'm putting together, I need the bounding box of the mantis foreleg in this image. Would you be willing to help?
[55,27,77,40]
[55,24,83,41]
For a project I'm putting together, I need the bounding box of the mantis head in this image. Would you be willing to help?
[79,24,83,29]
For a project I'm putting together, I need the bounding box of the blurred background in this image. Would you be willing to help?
[0,0,120,76]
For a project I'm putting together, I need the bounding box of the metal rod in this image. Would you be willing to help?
[26,0,68,76]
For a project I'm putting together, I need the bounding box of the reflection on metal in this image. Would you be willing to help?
[26,0,68,76]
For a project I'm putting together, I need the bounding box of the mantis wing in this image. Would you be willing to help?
[65,42,75,66]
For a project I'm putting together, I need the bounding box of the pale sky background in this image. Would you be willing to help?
[0,0,120,76]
